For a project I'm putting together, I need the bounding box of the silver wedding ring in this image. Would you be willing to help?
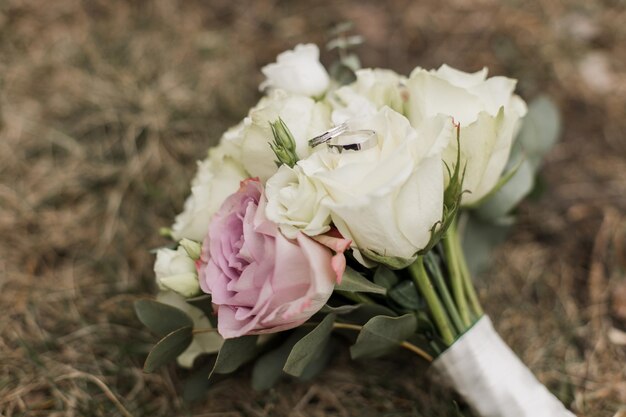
[308,124,378,153]
[308,123,348,148]
[327,130,377,153]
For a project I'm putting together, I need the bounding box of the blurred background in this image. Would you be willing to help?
[1,0,625,416]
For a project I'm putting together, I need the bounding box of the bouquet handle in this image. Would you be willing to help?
[432,316,575,417]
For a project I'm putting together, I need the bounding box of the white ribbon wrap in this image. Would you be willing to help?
[432,316,575,417]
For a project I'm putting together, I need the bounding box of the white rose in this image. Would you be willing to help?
[298,107,453,267]
[170,144,247,242]
[154,246,200,297]
[239,89,331,182]
[330,68,406,124]
[260,44,330,97]
[406,64,527,205]
[156,290,223,368]
[265,164,331,239]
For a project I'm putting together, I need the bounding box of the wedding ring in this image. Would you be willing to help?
[308,123,348,148]
[327,130,378,153]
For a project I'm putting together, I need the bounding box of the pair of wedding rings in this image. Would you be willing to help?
[308,123,378,153]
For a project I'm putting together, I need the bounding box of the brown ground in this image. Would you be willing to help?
[1,1,626,416]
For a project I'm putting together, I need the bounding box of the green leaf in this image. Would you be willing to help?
[373,266,399,289]
[460,213,510,276]
[341,53,362,72]
[335,267,387,295]
[329,61,357,85]
[283,314,335,377]
[135,299,193,337]
[251,330,306,390]
[183,363,214,403]
[297,338,336,382]
[350,314,417,359]
[210,335,258,378]
[388,281,422,310]
[516,95,561,171]
[341,304,398,325]
[185,294,217,327]
[143,326,193,373]
[319,304,361,315]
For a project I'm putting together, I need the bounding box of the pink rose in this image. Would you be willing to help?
[198,178,350,339]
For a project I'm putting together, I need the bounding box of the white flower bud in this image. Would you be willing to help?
[154,246,200,298]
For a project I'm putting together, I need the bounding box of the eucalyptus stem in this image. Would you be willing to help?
[408,256,455,346]
[331,322,433,362]
[193,321,434,362]
[452,228,484,317]
[443,222,471,327]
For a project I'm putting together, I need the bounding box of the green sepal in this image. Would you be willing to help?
[419,124,466,255]
[361,248,416,270]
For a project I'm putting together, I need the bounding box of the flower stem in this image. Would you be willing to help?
[443,222,471,327]
[453,228,483,317]
[408,257,455,346]
[425,254,465,334]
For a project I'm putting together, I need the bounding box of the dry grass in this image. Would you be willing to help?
[1,0,625,416]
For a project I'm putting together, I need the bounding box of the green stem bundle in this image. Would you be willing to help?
[406,220,484,351]
[408,257,455,347]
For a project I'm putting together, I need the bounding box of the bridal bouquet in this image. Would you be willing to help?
[136,42,571,416]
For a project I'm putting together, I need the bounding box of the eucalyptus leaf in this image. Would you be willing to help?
[183,362,215,403]
[135,299,193,337]
[460,214,510,276]
[283,314,335,377]
[298,338,336,381]
[350,314,418,359]
[251,330,307,391]
[143,326,193,373]
[335,267,387,295]
[210,335,259,378]
[388,281,422,310]
[516,95,561,171]
[329,61,357,85]
[185,294,217,327]
[319,304,361,315]
[373,266,399,289]
[341,304,398,325]
[340,53,362,72]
